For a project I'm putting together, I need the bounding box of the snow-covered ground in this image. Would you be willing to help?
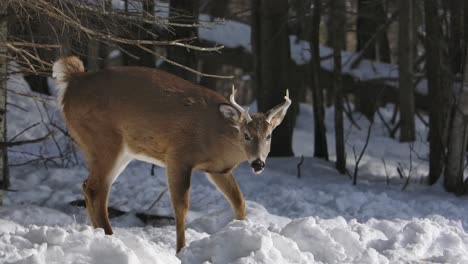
[2,73,468,264]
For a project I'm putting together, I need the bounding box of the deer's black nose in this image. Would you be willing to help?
[251,159,265,172]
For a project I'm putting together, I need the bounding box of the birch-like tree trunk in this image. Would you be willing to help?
[0,1,8,205]
[331,0,346,173]
[398,0,415,142]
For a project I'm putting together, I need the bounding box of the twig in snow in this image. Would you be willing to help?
[352,121,373,185]
[8,123,40,143]
[401,143,414,191]
[343,97,361,130]
[377,109,396,138]
[396,163,405,178]
[415,110,429,127]
[391,104,398,124]
[382,158,390,185]
[147,188,169,211]
[3,87,54,104]
[49,122,74,142]
[390,121,401,139]
[401,169,411,190]
[1,131,53,148]
[6,102,28,112]
[297,155,304,178]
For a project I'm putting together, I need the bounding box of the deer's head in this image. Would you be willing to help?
[220,86,291,174]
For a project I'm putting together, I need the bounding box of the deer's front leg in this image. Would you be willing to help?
[167,164,192,253]
[207,172,246,220]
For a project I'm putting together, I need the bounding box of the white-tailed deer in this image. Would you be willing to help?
[52,56,291,253]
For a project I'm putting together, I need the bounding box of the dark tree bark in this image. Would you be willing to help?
[0,0,8,203]
[445,71,468,195]
[449,1,464,74]
[356,0,390,62]
[87,38,101,71]
[122,0,156,68]
[310,0,329,160]
[444,1,466,194]
[331,0,346,173]
[162,0,198,82]
[425,0,452,185]
[398,0,415,142]
[252,0,295,157]
[356,0,375,60]
[375,5,391,64]
[22,16,56,95]
[87,0,112,70]
[24,75,50,95]
[354,0,390,117]
[199,0,228,90]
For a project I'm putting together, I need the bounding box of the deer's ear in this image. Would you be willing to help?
[219,104,241,122]
[266,107,288,129]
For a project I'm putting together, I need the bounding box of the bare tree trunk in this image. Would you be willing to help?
[87,0,112,70]
[122,0,156,67]
[199,0,228,90]
[310,0,329,160]
[162,0,198,82]
[444,1,466,194]
[449,1,464,74]
[356,0,390,62]
[445,78,468,194]
[398,0,415,142]
[0,0,8,205]
[354,0,391,117]
[87,38,101,71]
[23,17,54,95]
[356,0,376,60]
[375,3,390,64]
[331,0,346,173]
[425,0,452,185]
[252,0,295,156]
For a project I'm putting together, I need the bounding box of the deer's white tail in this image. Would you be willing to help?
[52,56,84,107]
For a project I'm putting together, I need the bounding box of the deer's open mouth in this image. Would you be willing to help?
[251,159,265,175]
[252,168,264,175]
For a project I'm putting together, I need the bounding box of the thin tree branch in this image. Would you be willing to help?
[1,132,53,148]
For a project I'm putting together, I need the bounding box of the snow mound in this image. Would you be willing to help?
[188,201,290,235]
[1,202,468,263]
[179,220,316,264]
[182,203,468,264]
[183,204,468,264]
[0,223,181,264]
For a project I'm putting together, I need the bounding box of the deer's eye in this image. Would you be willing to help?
[266,134,271,141]
[244,133,252,141]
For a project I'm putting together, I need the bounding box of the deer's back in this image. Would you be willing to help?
[62,67,232,163]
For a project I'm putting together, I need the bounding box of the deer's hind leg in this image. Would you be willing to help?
[80,131,131,235]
